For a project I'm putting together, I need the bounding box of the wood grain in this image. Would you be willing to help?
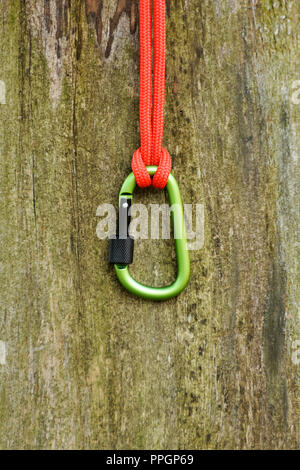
[0,0,299,449]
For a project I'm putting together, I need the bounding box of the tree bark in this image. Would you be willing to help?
[0,0,299,449]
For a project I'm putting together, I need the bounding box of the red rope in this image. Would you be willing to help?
[131,0,171,189]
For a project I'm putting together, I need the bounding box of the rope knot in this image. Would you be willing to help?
[132,147,172,189]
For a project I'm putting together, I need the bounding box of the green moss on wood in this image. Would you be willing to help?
[0,0,299,449]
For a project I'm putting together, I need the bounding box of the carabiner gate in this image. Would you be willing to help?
[109,166,190,300]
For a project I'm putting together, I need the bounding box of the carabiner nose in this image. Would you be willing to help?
[109,166,190,300]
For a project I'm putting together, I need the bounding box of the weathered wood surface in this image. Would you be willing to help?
[0,0,299,449]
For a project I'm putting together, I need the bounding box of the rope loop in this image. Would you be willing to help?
[132,147,172,189]
[131,148,152,188]
[152,148,172,188]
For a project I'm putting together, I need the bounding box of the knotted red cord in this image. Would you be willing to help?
[131,0,172,189]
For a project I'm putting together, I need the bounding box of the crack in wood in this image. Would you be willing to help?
[43,0,70,58]
[105,0,137,58]
[85,0,103,46]
[44,0,51,33]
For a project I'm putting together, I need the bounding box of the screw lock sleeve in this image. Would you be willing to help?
[109,236,134,265]
[109,197,134,265]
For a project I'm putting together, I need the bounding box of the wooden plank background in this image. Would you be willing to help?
[0,0,299,449]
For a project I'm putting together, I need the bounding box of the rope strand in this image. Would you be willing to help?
[132,0,171,189]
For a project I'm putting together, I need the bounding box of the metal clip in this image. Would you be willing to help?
[109,166,190,300]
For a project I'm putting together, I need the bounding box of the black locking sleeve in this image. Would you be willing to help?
[109,197,134,265]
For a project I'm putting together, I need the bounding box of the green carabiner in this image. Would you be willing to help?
[109,166,190,300]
